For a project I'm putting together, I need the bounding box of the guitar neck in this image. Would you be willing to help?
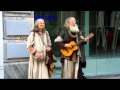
[72,33,94,47]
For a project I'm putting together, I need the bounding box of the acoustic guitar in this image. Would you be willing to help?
[60,33,94,56]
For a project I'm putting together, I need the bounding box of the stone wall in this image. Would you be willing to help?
[4,62,28,79]
[3,11,34,79]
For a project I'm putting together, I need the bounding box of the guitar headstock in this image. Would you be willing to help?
[87,33,94,39]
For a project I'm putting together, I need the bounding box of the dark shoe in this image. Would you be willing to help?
[78,76,87,79]
[82,76,87,79]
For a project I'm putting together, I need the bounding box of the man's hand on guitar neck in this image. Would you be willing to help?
[83,37,89,42]
[82,33,94,42]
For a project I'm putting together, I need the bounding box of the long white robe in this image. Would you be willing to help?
[27,31,51,79]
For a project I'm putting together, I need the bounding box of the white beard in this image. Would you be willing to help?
[69,25,79,33]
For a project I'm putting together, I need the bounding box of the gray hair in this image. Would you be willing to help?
[31,18,45,32]
[34,18,45,27]
[64,17,78,29]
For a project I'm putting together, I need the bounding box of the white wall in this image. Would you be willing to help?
[0,11,4,79]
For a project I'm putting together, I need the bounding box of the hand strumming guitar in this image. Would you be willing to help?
[64,43,72,48]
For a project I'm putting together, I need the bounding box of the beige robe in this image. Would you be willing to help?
[27,31,51,79]
[61,39,81,79]
[62,55,80,79]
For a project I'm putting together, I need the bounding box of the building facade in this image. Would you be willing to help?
[0,11,120,79]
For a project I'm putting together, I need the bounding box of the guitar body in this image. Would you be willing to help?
[60,41,78,56]
[60,33,94,57]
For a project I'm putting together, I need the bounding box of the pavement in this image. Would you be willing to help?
[87,74,120,79]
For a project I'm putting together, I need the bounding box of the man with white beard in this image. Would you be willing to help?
[54,17,89,79]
